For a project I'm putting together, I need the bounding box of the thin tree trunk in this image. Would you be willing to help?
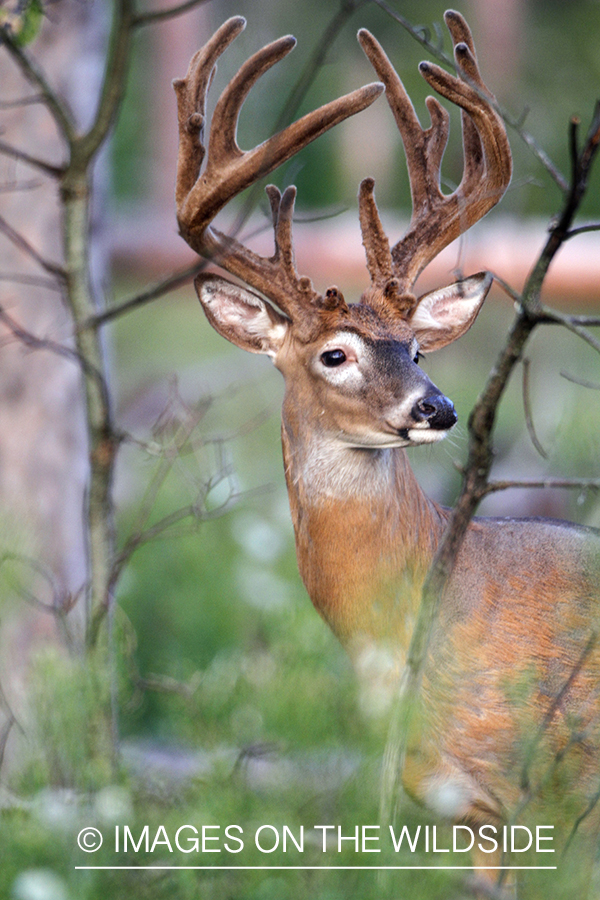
[0,0,108,779]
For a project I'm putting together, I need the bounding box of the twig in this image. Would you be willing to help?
[560,371,600,391]
[371,0,455,65]
[0,305,111,412]
[563,783,600,855]
[0,671,28,775]
[519,632,597,795]
[557,315,600,327]
[566,223,600,239]
[132,0,211,28]
[0,29,75,142]
[0,139,64,177]
[0,551,60,611]
[483,478,600,496]
[0,273,62,291]
[277,0,369,132]
[522,357,548,459]
[0,214,66,280]
[134,671,202,698]
[544,309,600,355]
[490,271,521,305]
[110,484,268,591]
[74,0,135,165]
[84,260,205,329]
[0,715,16,775]
[0,178,43,193]
[524,103,600,314]
[0,94,45,109]
[105,391,209,596]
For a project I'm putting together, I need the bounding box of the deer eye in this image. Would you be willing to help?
[414,351,423,364]
[321,349,347,367]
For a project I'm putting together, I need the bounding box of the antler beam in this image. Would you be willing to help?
[174,17,383,329]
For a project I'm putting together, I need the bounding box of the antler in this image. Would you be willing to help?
[174,17,384,334]
[358,10,512,309]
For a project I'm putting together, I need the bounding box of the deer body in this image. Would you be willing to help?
[287,435,600,823]
[174,12,600,894]
[275,301,600,831]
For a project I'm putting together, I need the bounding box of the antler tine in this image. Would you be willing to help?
[358,177,393,284]
[358,10,511,297]
[267,184,297,278]
[175,19,384,329]
[173,16,245,211]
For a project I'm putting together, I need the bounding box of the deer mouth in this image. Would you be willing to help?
[406,426,452,444]
[393,424,453,446]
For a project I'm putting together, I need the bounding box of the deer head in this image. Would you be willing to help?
[174,11,512,454]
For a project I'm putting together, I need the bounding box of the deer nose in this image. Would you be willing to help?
[413,394,457,430]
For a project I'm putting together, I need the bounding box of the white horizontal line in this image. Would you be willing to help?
[74,865,558,871]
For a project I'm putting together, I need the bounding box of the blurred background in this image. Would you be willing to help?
[1,0,599,898]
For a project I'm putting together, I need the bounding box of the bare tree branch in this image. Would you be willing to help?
[483,477,600,496]
[557,314,600,327]
[564,783,600,855]
[75,0,135,166]
[490,271,521,304]
[525,103,600,314]
[560,371,600,391]
[520,632,597,795]
[132,0,211,28]
[0,715,16,775]
[522,357,548,458]
[0,213,66,280]
[0,94,45,109]
[544,308,600,355]
[0,305,112,415]
[133,671,201,698]
[0,138,64,176]
[0,29,75,142]
[566,223,600,239]
[84,260,205,329]
[0,273,62,290]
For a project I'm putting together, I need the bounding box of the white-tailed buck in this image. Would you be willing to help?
[174,11,600,897]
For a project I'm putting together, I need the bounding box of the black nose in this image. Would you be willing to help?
[412,394,457,430]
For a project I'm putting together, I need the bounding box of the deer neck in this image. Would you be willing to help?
[280,410,448,660]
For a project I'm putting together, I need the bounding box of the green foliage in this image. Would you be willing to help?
[0,0,43,47]
[26,649,114,792]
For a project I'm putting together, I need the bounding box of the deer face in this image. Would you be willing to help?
[277,321,455,451]
[197,271,491,450]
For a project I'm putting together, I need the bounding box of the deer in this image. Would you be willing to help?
[174,11,600,897]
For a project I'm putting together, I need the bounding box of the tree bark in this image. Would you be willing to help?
[0,0,108,779]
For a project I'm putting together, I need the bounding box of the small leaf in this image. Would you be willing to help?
[0,0,43,47]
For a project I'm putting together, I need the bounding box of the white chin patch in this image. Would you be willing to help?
[407,428,449,445]
[340,428,449,450]
[340,436,411,450]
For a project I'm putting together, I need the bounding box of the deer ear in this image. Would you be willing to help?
[409,272,492,352]
[196,274,290,358]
